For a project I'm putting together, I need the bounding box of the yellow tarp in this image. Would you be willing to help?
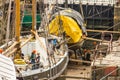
[49,15,83,43]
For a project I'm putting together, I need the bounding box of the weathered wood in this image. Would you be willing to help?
[6,48,17,57]
[114,4,120,40]
[32,0,36,31]
[87,29,120,34]
[15,0,20,42]
[60,75,90,80]
[31,30,47,51]
[83,37,109,42]
[6,36,34,57]
[6,0,12,43]
[20,36,34,48]
[3,42,18,55]
[70,59,91,64]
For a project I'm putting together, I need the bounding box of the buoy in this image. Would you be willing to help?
[14,59,26,65]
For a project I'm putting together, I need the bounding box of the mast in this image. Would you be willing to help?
[32,0,36,31]
[14,0,21,59]
[6,0,12,43]
[15,0,20,42]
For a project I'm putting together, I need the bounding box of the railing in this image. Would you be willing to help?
[17,53,69,80]
[44,0,118,5]
[80,0,117,4]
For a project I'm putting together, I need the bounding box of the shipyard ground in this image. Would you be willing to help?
[66,64,91,80]
[56,62,91,80]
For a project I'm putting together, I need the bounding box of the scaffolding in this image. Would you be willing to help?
[44,0,117,5]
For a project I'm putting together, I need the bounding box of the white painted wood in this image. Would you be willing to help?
[0,54,16,80]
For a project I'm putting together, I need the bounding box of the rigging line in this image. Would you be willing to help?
[42,2,57,79]
[38,13,51,71]
[90,21,120,38]
[56,0,63,37]
[86,7,112,18]
[87,29,120,34]
[68,36,109,49]
[87,5,115,38]
[98,21,113,27]
[90,43,120,52]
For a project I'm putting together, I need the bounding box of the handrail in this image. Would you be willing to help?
[43,0,117,5]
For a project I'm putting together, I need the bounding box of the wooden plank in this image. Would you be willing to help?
[60,75,90,80]
[3,42,18,55]
[6,36,34,57]
[70,59,91,64]
[83,37,109,42]
[87,29,120,34]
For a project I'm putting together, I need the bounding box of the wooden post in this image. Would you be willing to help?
[14,0,21,59]
[32,0,36,31]
[6,0,12,43]
[15,0,20,42]
[114,2,120,40]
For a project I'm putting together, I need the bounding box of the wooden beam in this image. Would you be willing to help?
[6,36,34,57]
[20,36,34,48]
[87,29,120,34]
[6,0,12,43]
[31,30,47,51]
[32,0,36,31]
[83,37,109,42]
[6,48,17,57]
[3,42,18,55]
[70,59,91,64]
[15,0,20,42]
[60,75,90,80]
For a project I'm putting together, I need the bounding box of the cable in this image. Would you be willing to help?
[86,8,112,18]
[91,21,120,38]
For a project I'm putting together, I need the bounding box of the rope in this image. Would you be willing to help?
[89,21,120,38]
[86,8,112,18]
